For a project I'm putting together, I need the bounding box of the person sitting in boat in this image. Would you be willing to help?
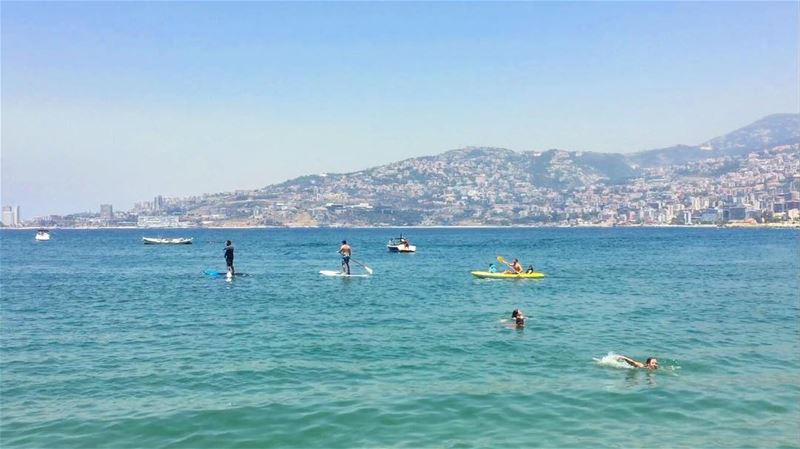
[511,309,525,327]
[403,240,410,249]
[504,258,523,274]
[525,265,535,274]
[615,355,658,370]
[488,263,497,273]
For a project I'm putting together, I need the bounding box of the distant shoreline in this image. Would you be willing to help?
[3,223,799,231]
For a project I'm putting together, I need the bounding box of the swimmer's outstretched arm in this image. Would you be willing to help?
[616,355,644,368]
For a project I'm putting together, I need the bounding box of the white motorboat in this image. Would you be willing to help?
[387,235,416,252]
[35,229,51,241]
[143,237,193,245]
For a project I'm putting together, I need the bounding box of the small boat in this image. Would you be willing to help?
[143,237,193,245]
[471,271,545,279]
[35,229,51,241]
[387,235,416,252]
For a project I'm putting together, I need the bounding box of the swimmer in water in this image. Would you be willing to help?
[511,309,525,327]
[616,355,658,370]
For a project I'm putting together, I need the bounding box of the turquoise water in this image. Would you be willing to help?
[1,228,798,448]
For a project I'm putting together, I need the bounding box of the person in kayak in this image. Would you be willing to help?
[339,240,352,275]
[504,258,523,274]
[224,240,235,275]
[525,265,535,274]
[511,309,525,327]
[616,355,658,370]
[488,263,497,273]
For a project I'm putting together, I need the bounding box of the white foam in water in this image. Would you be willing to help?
[593,352,634,369]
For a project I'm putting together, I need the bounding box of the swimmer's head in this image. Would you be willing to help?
[342,240,347,244]
[226,240,232,245]
[645,358,658,369]
[511,309,522,318]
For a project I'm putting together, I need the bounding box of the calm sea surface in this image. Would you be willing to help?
[1,228,798,448]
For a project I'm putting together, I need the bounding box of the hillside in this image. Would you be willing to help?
[265,113,798,195]
[628,113,800,167]
[34,113,800,227]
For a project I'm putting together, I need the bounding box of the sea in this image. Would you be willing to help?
[1,227,798,448]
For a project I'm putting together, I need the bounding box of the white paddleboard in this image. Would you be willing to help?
[320,270,370,278]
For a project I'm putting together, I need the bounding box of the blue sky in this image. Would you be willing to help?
[2,2,798,217]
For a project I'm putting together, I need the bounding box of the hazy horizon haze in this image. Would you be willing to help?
[2,2,798,217]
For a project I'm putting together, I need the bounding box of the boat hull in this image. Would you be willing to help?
[143,237,193,245]
[387,245,416,253]
[470,271,545,279]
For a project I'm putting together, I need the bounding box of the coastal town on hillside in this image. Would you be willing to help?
[4,142,800,229]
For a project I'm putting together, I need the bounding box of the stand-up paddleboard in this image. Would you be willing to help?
[320,270,370,278]
[204,270,246,277]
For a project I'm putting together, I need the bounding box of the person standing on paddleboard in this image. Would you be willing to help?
[224,240,235,275]
[339,240,351,275]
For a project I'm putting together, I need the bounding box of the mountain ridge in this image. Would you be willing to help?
[264,113,799,193]
[26,113,800,227]
[629,113,799,167]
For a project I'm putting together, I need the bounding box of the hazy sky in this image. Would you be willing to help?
[2,2,798,217]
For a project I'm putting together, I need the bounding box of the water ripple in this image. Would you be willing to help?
[1,228,798,448]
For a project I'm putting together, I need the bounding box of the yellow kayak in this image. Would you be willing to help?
[471,271,545,279]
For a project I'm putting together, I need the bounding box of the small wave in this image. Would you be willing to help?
[593,352,633,369]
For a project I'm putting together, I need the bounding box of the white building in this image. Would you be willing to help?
[2,205,19,227]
